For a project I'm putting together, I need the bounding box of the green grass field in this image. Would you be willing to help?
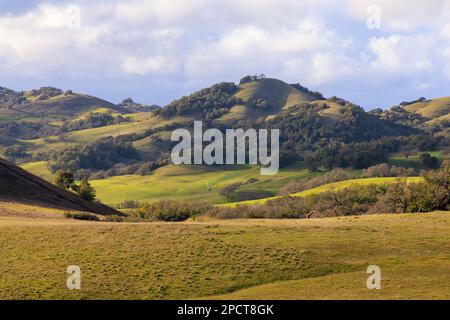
[0,211,449,300]
[389,150,444,169]
[21,161,54,181]
[20,160,423,208]
[18,162,319,205]
[90,164,317,206]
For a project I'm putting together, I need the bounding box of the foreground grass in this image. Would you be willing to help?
[211,260,450,300]
[0,212,449,300]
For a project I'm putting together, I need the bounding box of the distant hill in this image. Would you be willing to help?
[401,97,450,128]
[118,98,160,113]
[0,86,135,117]
[375,96,450,130]
[403,96,450,120]
[235,78,319,107]
[0,157,120,215]
[217,78,322,123]
[0,77,447,181]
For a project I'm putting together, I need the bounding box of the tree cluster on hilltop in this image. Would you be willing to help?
[156,82,242,119]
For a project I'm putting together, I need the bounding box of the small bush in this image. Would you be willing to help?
[104,215,125,222]
[419,153,440,170]
[115,200,143,209]
[64,212,100,221]
[362,164,416,178]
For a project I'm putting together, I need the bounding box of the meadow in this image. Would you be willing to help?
[19,161,424,208]
[1,212,449,300]
[21,163,320,206]
[19,146,436,208]
[389,150,444,170]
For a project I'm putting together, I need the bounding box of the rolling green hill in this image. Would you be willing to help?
[0,86,131,118]
[1,77,448,205]
[20,162,317,205]
[235,78,317,107]
[1,79,449,301]
[218,78,327,123]
[91,164,317,206]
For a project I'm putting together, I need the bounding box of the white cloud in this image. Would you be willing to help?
[0,0,450,108]
[184,17,353,85]
[367,34,435,74]
[115,0,208,26]
[368,36,401,69]
[345,0,450,32]
[281,49,360,86]
[122,56,178,75]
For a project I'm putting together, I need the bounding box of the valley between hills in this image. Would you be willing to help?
[0,76,449,299]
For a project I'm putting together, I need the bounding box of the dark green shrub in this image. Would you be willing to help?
[64,212,100,221]
[104,215,125,222]
[134,200,212,222]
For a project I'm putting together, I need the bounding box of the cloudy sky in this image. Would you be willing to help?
[1,0,450,109]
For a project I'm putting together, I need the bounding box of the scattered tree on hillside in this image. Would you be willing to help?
[423,167,450,209]
[55,170,96,202]
[239,74,266,84]
[419,153,440,170]
[290,83,325,100]
[362,164,416,178]
[400,97,427,106]
[156,82,240,119]
[77,178,96,202]
[4,145,28,158]
[55,170,77,190]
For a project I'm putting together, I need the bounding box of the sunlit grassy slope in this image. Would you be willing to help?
[404,96,450,119]
[21,161,54,181]
[18,161,320,205]
[1,212,449,300]
[17,115,193,157]
[21,156,425,208]
[220,177,423,208]
[426,113,450,126]
[10,92,127,117]
[19,161,421,208]
[21,159,424,208]
[217,78,319,123]
[235,78,317,108]
[90,164,317,206]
